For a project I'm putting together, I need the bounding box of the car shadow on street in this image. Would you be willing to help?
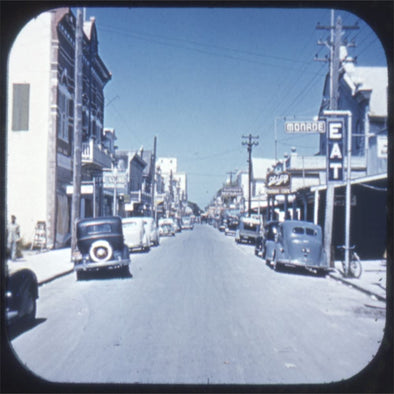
[6,318,47,341]
[265,262,328,278]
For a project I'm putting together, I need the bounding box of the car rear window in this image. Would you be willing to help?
[83,223,112,235]
[292,227,318,236]
[306,228,317,236]
[123,222,138,229]
[243,223,260,231]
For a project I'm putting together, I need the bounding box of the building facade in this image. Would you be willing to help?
[7,8,112,248]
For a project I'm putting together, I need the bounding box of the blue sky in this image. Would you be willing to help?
[83,6,387,208]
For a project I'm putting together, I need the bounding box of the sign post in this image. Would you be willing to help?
[323,110,352,275]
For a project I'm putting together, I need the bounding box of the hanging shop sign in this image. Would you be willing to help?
[285,120,326,134]
[266,171,291,194]
[327,119,344,182]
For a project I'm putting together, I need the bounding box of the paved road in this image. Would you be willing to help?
[9,225,385,385]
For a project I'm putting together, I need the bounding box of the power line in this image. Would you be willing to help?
[99,24,310,67]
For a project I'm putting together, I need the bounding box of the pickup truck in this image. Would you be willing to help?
[235,217,262,244]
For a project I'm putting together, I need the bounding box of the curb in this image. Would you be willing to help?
[329,272,386,302]
[38,269,74,286]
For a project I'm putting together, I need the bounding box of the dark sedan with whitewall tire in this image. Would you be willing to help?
[73,216,131,280]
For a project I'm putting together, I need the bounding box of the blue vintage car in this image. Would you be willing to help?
[265,220,330,276]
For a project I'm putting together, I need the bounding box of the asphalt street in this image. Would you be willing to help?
[9,225,385,385]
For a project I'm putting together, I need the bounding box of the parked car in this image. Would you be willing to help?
[143,217,160,246]
[218,217,226,232]
[122,217,150,252]
[73,216,131,280]
[225,216,240,236]
[5,266,38,325]
[265,220,330,275]
[159,223,175,236]
[235,217,261,244]
[255,220,280,258]
[181,216,194,230]
[159,218,177,236]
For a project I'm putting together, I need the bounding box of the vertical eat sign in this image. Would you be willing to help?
[327,119,344,182]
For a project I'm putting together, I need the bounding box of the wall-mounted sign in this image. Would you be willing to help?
[266,172,291,194]
[327,119,344,182]
[221,187,243,197]
[285,120,326,134]
[377,136,388,159]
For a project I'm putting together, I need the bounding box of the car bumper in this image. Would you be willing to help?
[74,258,130,272]
[277,258,332,271]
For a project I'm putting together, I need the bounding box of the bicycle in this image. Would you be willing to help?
[336,245,362,278]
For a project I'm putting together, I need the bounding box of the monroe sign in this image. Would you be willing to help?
[285,120,326,134]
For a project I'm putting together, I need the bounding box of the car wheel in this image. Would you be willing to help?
[89,240,113,263]
[273,252,279,271]
[76,271,87,281]
[22,286,36,323]
[119,265,131,278]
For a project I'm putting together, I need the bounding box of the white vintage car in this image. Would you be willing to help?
[122,217,150,252]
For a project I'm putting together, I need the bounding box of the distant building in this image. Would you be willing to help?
[7,8,112,248]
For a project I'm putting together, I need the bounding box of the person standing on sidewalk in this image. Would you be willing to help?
[7,215,20,261]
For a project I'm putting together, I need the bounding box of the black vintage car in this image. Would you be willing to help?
[73,216,131,280]
[6,267,38,325]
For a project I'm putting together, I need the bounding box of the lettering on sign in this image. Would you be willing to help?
[327,120,344,182]
[267,172,290,188]
[285,120,326,134]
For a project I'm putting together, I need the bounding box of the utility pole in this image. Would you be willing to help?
[242,134,259,217]
[152,136,157,222]
[315,11,358,267]
[71,8,83,255]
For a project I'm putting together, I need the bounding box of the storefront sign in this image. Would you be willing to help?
[221,187,243,197]
[285,120,325,134]
[327,119,344,182]
[266,172,291,194]
[377,136,388,159]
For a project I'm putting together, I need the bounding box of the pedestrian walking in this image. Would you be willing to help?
[8,215,20,261]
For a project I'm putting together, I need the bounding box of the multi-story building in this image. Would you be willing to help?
[7,8,112,248]
[156,157,188,217]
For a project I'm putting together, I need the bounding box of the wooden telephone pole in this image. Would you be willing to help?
[242,134,259,217]
[315,11,358,267]
[71,8,83,255]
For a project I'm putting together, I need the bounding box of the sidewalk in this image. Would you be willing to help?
[6,249,388,302]
[7,248,74,285]
[330,259,387,302]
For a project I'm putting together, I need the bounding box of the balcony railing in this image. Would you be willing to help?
[82,138,113,168]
